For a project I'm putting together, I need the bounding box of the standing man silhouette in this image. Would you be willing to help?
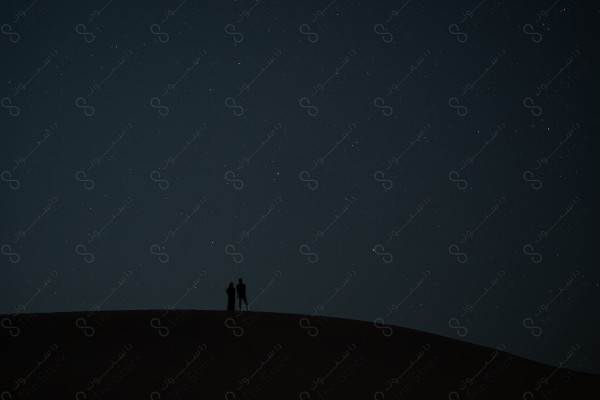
[226,282,236,312]
[236,278,248,311]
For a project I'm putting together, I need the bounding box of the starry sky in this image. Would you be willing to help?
[1,0,599,373]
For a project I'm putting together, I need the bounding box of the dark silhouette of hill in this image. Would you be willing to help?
[1,310,597,399]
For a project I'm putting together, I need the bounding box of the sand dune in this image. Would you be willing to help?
[1,310,597,399]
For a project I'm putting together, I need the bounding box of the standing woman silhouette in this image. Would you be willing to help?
[226,282,236,311]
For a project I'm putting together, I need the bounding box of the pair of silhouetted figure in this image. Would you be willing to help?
[226,278,248,312]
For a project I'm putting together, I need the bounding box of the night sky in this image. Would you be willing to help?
[1,0,599,373]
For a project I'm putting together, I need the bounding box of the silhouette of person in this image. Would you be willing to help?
[226,282,236,312]
[236,278,248,311]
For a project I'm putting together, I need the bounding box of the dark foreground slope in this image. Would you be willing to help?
[0,310,597,399]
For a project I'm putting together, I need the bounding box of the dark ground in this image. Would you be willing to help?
[1,310,598,399]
